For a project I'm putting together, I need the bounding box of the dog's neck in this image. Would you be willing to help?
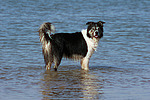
[81,29,99,51]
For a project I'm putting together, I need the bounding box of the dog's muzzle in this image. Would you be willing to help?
[94,32,99,38]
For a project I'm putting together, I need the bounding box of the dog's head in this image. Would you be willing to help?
[86,21,105,39]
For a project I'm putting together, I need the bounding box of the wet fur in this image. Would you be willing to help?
[38,21,105,71]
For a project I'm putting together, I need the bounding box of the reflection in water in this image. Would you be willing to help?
[40,68,104,99]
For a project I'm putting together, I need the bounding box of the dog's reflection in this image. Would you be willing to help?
[40,68,104,99]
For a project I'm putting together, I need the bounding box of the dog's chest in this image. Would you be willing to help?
[81,29,99,58]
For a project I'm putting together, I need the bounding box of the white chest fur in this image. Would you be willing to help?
[81,29,99,59]
[80,29,99,70]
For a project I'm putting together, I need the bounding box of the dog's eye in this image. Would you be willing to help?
[90,30,93,33]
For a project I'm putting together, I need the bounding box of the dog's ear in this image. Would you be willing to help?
[98,21,105,27]
[86,22,94,25]
[98,21,105,25]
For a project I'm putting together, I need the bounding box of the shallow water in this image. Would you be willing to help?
[0,0,150,99]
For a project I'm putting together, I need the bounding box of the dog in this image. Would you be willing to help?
[38,21,105,71]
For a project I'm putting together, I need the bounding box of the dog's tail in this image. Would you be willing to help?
[38,22,55,42]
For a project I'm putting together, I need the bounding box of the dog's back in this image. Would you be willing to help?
[50,32,87,59]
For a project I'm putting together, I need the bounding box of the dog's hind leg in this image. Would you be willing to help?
[46,62,52,70]
[53,60,61,71]
[53,56,62,71]
[43,46,53,70]
[43,53,53,70]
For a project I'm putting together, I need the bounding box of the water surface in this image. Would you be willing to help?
[0,0,150,99]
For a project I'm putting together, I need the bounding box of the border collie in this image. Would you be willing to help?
[38,21,105,71]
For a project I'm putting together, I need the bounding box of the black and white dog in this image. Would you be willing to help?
[38,21,105,71]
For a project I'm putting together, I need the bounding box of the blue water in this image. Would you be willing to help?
[0,0,150,99]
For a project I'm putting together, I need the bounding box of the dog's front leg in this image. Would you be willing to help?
[81,57,89,70]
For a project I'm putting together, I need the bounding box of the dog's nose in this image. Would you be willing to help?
[95,32,98,35]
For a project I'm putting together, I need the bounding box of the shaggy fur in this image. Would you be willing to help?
[38,21,105,71]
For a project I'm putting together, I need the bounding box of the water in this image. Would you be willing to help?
[0,0,150,99]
